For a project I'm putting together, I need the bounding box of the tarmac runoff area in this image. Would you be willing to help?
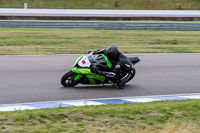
[0,53,200,112]
[1,20,200,30]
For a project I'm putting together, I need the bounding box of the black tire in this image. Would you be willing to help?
[126,67,136,83]
[61,71,82,87]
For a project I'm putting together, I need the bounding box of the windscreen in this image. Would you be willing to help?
[87,52,98,65]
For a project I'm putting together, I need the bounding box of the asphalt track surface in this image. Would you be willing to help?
[0,53,200,105]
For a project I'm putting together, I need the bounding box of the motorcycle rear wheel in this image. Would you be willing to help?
[61,71,82,87]
[126,67,136,83]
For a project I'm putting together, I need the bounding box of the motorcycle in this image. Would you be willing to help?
[61,52,140,88]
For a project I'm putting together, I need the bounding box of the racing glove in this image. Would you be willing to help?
[90,65,116,78]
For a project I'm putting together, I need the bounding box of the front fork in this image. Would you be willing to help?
[74,74,83,81]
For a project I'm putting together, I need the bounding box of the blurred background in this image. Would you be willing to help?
[0,0,200,10]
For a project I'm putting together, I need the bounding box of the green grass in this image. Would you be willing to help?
[0,100,200,133]
[0,28,200,55]
[1,0,200,10]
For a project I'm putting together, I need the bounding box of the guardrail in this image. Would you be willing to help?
[0,21,200,30]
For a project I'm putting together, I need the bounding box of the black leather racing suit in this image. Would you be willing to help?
[92,49,134,88]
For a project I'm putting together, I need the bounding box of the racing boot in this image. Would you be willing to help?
[112,82,117,86]
[117,78,125,89]
[117,82,125,89]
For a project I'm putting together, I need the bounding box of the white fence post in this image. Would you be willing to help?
[24,3,28,9]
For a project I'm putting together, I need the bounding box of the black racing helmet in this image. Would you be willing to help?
[106,45,120,61]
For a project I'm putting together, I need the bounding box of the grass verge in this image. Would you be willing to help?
[0,99,200,133]
[0,0,200,10]
[0,28,200,55]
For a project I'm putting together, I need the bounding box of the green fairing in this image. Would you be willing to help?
[72,67,93,74]
[72,54,111,84]
[72,67,105,84]
[73,55,83,67]
[102,54,113,69]
[86,75,105,83]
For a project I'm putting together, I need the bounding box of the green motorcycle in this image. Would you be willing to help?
[61,52,140,87]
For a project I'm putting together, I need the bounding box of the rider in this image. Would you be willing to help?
[90,45,134,89]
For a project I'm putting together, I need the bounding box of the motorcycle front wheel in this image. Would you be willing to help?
[61,71,82,87]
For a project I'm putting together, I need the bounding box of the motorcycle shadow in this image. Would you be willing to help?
[61,84,134,90]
